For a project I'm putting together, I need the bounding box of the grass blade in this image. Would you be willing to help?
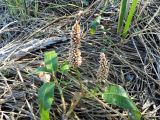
[122,0,138,37]
[117,0,127,34]
[34,0,39,17]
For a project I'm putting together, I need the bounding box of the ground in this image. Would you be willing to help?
[0,0,160,120]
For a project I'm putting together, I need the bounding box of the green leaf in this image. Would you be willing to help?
[33,67,48,74]
[38,82,55,110]
[102,85,141,120]
[44,51,58,73]
[38,82,55,120]
[122,0,138,37]
[129,109,141,120]
[59,62,70,74]
[89,15,101,35]
[40,107,50,120]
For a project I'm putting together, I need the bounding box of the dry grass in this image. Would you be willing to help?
[0,0,160,120]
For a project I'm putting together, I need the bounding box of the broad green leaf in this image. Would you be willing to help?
[38,82,55,110]
[44,51,58,73]
[89,15,101,35]
[33,67,48,74]
[59,62,70,74]
[38,82,55,120]
[102,85,141,120]
[122,0,138,37]
[117,0,127,34]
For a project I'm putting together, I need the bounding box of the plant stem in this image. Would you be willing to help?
[65,92,83,120]
[40,107,50,120]
[76,69,84,93]
[53,74,66,114]
[64,69,84,119]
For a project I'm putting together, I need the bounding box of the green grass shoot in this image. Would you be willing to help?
[122,0,139,37]
[117,0,128,34]
[117,0,138,37]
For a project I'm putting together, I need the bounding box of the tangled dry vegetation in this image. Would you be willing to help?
[0,0,160,119]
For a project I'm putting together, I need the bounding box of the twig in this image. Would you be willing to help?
[65,92,83,120]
